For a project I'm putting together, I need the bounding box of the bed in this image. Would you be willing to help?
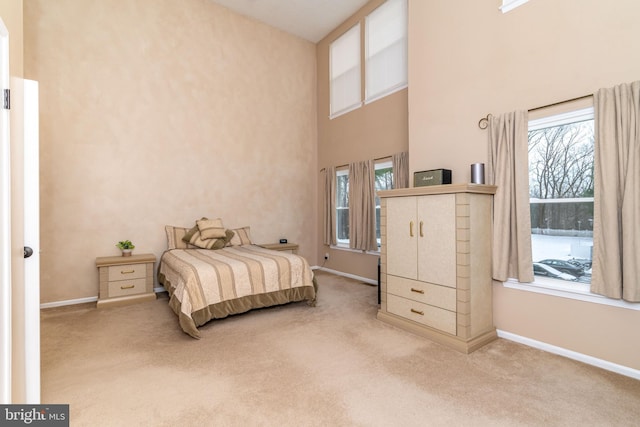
[158,224,317,338]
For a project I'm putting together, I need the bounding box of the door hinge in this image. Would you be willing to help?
[3,89,9,110]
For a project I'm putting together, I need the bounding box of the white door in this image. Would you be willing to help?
[22,79,40,403]
[0,17,12,404]
[0,18,41,404]
[9,74,41,406]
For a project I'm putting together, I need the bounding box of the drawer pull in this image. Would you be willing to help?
[120,284,135,290]
[420,221,424,237]
[411,288,424,294]
[409,221,414,237]
[410,308,424,316]
[120,269,135,274]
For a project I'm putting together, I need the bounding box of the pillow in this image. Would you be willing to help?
[165,225,199,250]
[187,229,234,250]
[228,226,253,246]
[181,217,209,244]
[197,218,226,240]
[222,229,235,246]
[181,222,202,244]
[187,233,227,250]
[182,218,235,250]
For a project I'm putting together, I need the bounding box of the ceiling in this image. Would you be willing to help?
[209,0,370,43]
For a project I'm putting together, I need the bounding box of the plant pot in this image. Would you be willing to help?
[121,249,133,257]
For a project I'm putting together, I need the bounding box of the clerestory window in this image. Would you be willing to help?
[329,0,407,119]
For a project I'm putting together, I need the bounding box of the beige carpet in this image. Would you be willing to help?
[41,270,640,426]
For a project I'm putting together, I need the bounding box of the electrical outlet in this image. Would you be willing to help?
[324,253,329,260]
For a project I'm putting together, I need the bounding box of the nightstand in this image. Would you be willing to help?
[258,243,299,254]
[95,253,156,308]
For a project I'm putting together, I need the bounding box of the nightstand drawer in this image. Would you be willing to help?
[387,294,456,335]
[108,263,146,282]
[108,278,147,297]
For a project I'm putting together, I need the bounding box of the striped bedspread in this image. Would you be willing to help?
[158,245,316,338]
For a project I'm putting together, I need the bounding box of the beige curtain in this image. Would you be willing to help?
[591,81,640,302]
[349,160,377,251]
[392,151,409,189]
[323,167,336,246]
[487,111,534,282]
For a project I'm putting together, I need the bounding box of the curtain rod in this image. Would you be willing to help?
[529,94,593,112]
[319,155,393,172]
[478,94,594,130]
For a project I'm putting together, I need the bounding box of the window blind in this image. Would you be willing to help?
[330,24,361,118]
[365,0,407,103]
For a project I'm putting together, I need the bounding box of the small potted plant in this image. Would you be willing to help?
[116,240,135,257]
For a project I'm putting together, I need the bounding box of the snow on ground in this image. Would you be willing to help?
[531,234,593,263]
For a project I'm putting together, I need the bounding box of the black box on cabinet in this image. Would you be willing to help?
[414,169,452,187]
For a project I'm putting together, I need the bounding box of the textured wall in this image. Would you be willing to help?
[24,0,318,303]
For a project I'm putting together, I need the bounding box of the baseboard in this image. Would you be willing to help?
[497,330,640,380]
[41,288,167,309]
[40,296,98,309]
[314,267,377,286]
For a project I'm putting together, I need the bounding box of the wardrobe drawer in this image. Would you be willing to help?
[387,275,456,311]
[108,263,146,282]
[387,294,456,335]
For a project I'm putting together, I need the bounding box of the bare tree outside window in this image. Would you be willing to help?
[528,122,594,200]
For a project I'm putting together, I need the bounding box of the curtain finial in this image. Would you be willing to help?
[478,114,492,130]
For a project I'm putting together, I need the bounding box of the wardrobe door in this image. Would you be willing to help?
[417,194,456,288]
[386,196,417,280]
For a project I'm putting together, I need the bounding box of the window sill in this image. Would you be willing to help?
[330,244,380,256]
[503,278,640,311]
[500,0,529,13]
[364,83,408,105]
[329,102,362,120]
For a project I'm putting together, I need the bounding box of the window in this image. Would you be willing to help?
[375,160,393,246]
[375,160,393,248]
[365,0,407,103]
[335,168,349,245]
[528,107,594,289]
[330,24,361,118]
[334,159,393,249]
